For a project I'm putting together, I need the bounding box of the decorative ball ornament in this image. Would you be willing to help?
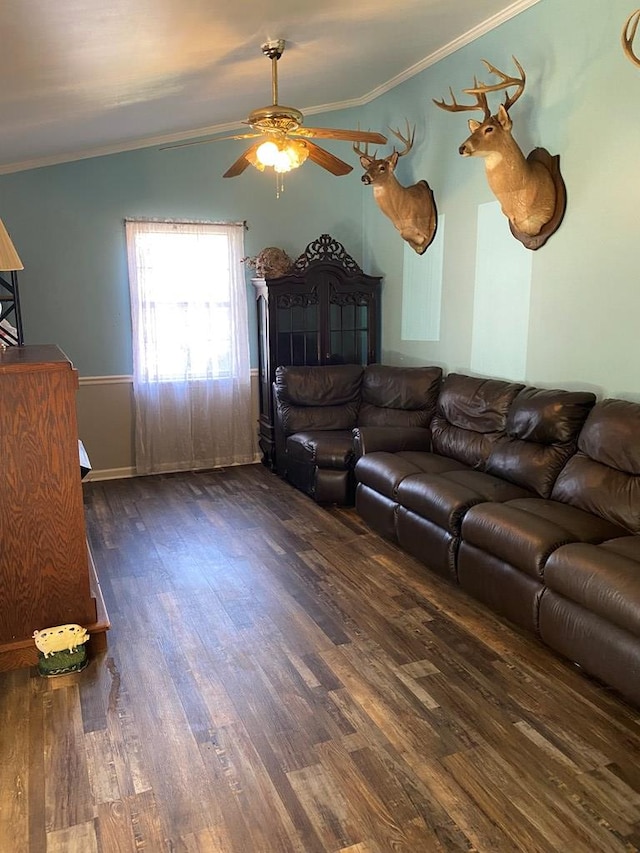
[242,247,293,278]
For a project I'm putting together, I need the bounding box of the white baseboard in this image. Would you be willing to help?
[85,467,136,482]
[85,455,263,482]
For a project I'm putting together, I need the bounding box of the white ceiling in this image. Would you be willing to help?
[0,0,539,174]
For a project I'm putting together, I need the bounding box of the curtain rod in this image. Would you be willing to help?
[124,217,248,229]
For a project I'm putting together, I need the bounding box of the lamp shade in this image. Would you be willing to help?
[0,219,23,271]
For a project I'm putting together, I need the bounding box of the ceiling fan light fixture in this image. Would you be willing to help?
[256,140,279,167]
[255,138,309,173]
[279,139,309,172]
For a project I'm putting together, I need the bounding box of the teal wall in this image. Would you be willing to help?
[1,0,639,399]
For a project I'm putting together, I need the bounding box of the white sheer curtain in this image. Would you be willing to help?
[126,219,254,475]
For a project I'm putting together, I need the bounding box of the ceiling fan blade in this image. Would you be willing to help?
[209,132,261,142]
[223,143,261,178]
[304,140,353,176]
[295,127,387,144]
[160,132,259,151]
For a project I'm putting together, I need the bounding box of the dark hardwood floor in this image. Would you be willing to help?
[2,463,640,852]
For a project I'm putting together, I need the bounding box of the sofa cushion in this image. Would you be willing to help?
[461,498,627,581]
[274,364,363,435]
[352,426,432,458]
[279,402,360,435]
[393,451,470,473]
[551,399,640,533]
[395,470,534,534]
[577,399,640,472]
[358,364,442,428]
[275,364,364,408]
[506,387,596,444]
[286,431,354,469]
[355,450,469,500]
[544,537,640,637]
[485,387,596,498]
[430,373,524,470]
[599,536,640,561]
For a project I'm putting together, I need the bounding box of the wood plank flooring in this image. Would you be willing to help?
[2,463,640,852]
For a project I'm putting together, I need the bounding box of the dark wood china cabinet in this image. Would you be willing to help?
[252,234,382,469]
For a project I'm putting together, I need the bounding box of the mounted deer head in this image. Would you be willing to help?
[354,121,437,255]
[622,9,640,67]
[434,57,565,247]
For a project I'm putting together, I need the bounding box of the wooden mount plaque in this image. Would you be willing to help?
[509,147,567,251]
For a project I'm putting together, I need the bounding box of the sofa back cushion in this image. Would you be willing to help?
[551,399,640,533]
[358,364,443,428]
[485,387,596,497]
[274,364,363,435]
[430,373,524,469]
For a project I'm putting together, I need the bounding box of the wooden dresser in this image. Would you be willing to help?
[0,344,109,670]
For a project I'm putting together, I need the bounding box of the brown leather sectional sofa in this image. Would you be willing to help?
[273,365,640,706]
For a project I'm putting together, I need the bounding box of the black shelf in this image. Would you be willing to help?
[0,271,24,346]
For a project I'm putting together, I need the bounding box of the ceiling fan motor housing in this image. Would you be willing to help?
[248,105,304,135]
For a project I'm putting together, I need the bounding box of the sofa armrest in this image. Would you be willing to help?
[352,426,432,460]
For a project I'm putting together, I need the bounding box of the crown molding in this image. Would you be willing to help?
[347,0,542,106]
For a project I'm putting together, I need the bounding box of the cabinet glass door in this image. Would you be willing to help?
[329,299,370,365]
[276,299,320,366]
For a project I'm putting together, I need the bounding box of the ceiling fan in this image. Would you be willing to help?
[162,39,388,179]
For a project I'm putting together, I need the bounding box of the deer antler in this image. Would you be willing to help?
[464,57,526,113]
[434,57,526,117]
[622,9,640,68]
[433,78,491,120]
[352,139,376,160]
[387,120,415,157]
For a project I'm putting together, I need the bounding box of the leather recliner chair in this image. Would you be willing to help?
[273,363,442,504]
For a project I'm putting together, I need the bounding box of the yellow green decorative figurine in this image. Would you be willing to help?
[33,623,90,677]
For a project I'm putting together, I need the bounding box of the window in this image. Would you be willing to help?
[125,219,254,474]
[127,222,242,381]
